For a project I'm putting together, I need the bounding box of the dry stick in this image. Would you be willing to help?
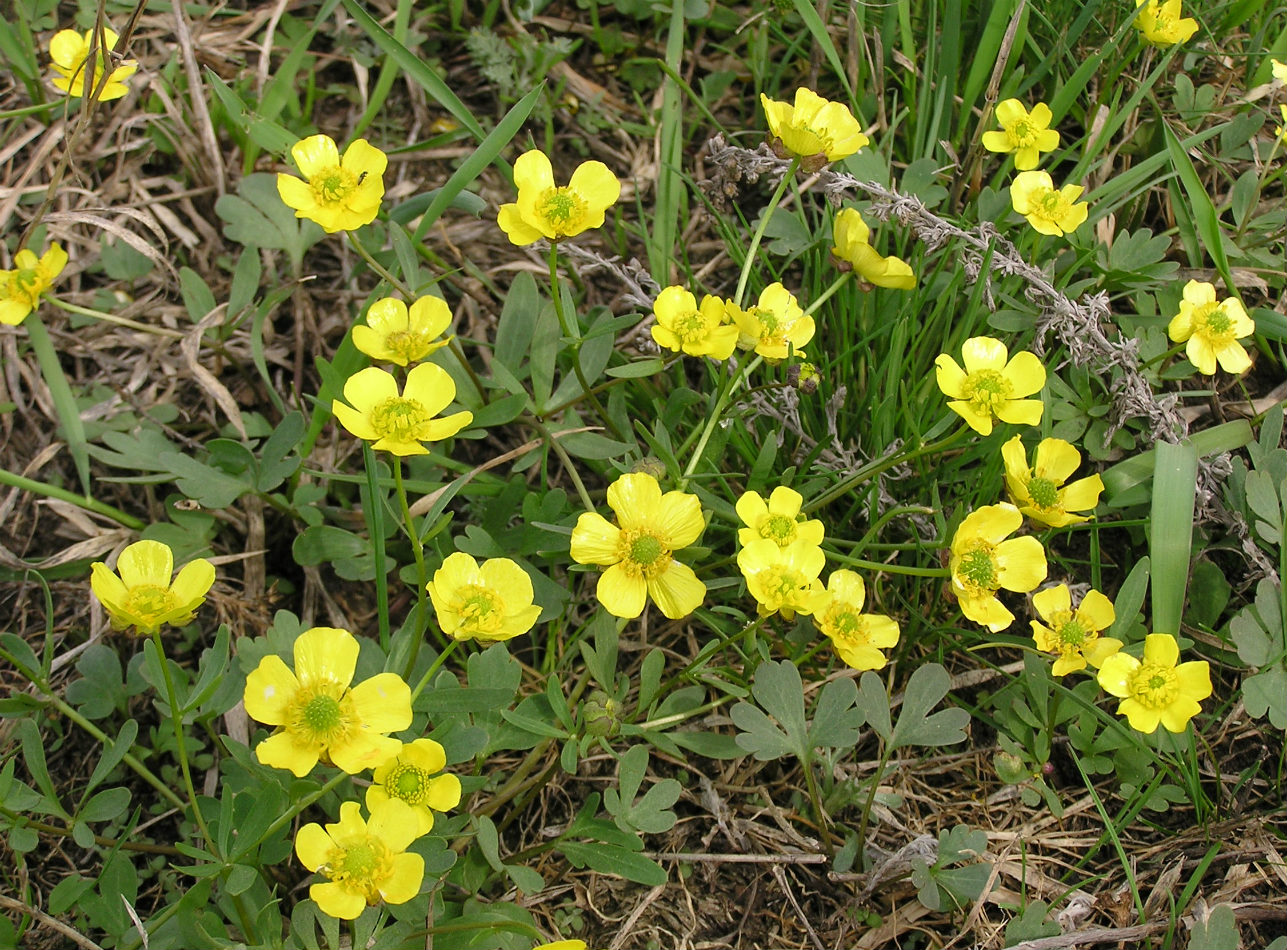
[0,894,104,950]
[169,0,226,196]
[1004,921,1169,949]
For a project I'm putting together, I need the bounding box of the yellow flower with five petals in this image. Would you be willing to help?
[332,364,473,456]
[277,134,387,233]
[352,296,452,367]
[1,243,68,326]
[814,570,900,671]
[1030,584,1121,676]
[295,799,424,919]
[570,472,706,620]
[426,552,542,642]
[1002,436,1104,527]
[48,28,137,101]
[497,149,620,245]
[948,503,1047,632]
[735,486,825,550]
[1097,633,1211,733]
[1134,0,1199,47]
[1009,170,1088,237]
[738,538,827,620]
[1166,280,1255,375]
[730,282,813,361]
[366,739,462,837]
[935,337,1046,436]
[244,626,412,776]
[982,100,1060,171]
[830,209,915,289]
[90,540,215,636]
[650,286,739,359]
[760,88,868,167]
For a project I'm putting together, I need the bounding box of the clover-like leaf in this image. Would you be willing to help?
[731,660,807,761]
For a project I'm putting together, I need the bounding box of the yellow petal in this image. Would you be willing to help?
[116,540,174,588]
[89,562,129,614]
[310,880,366,920]
[1002,350,1047,397]
[330,733,403,774]
[255,731,319,777]
[994,397,1044,427]
[567,160,621,215]
[402,361,458,416]
[293,626,359,687]
[341,138,388,180]
[513,149,556,194]
[170,558,216,609]
[49,30,87,69]
[934,354,967,398]
[1142,632,1180,667]
[1033,438,1081,483]
[569,512,620,565]
[294,822,333,871]
[1077,589,1116,630]
[1032,584,1071,622]
[959,336,1009,374]
[497,203,543,246]
[367,799,421,852]
[342,366,400,414]
[348,672,413,733]
[291,134,340,179]
[597,563,647,618]
[243,654,300,724]
[607,472,663,528]
[422,772,463,812]
[647,561,706,619]
[1096,652,1140,698]
[380,852,425,905]
[994,536,1047,592]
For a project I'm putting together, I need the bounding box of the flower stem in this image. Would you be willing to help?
[547,243,623,441]
[363,443,391,652]
[524,413,596,513]
[802,272,852,317]
[232,771,350,863]
[733,157,800,309]
[47,295,186,337]
[347,231,413,298]
[0,465,144,530]
[395,462,431,681]
[409,638,461,704]
[804,424,971,512]
[854,736,894,871]
[679,354,763,488]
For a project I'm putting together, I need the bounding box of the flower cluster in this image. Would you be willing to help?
[981,96,1088,237]
[650,286,740,359]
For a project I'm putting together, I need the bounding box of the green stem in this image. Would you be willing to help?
[347,231,413,297]
[363,444,391,652]
[0,466,144,530]
[408,638,461,704]
[232,771,350,863]
[0,644,185,811]
[679,355,764,487]
[805,424,971,512]
[395,463,431,681]
[47,295,185,338]
[733,157,800,308]
[679,613,769,678]
[855,736,894,871]
[802,272,853,317]
[547,243,623,440]
[525,413,595,513]
[801,754,834,859]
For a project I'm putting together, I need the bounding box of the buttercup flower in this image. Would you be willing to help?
[735,486,825,550]
[353,296,451,366]
[949,503,1047,632]
[497,149,620,245]
[1009,170,1088,237]
[534,942,588,950]
[0,243,68,326]
[1273,59,1287,83]
[1031,584,1122,676]
[366,739,462,836]
[830,209,916,289]
[650,286,739,359]
[1167,280,1255,375]
[1097,633,1211,733]
[935,337,1046,436]
[730,282,814,361]
[738,539,826,620]
[295,800,424,919]
[333,363,473,456]
[1134,0,1199,47]
[90,540,215,636]
[814,570,900,671]
[48,28,137,101]
[1002,436,1104,527]
[570,472,706,619]
[244,626,412,776]
[760,88,868,166]
[982,100,1060,171]
[426,552,542,642]
[1275,104,1287,143]
[277,134,386,233]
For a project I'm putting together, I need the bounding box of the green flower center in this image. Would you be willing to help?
[957,545,998,591]
[303,693,344,734]
[286,681,356,751]
[311,165,357,205]
[675,309,708,344]
[1026,476,1060,509]
[760,514,797,545]
[384,329,433,364]
[1056,617,1088,649]
[458,584,504,634]
[1039,189,1066,217]
[370,396,432,444]
[120,583,177,626]
[387,763,429,805]
[1131,663,1179,709]
[1011,120,1033,145]
[617,528,672,578]
[537,187,587,235]
[962,369,1012,413]
[754,308,781,338]
[826,608,865,641]
[8,268,45,306]
[325,836,393,898]
[1193,302,1235,342]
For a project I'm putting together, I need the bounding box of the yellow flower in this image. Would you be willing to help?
[243,626,411,776]
[735,486,825,550]
[830,209,916,289]
[1273,59,1287,83]
[982,100,1061,171]
[89,540,215,636]
[366,739,462,837]
[352,296,452,367]
[1134,0,1199,47]
[48,28,137,101]
[277,134,387,233]
[1030,584,1122,676]
[949,503,1047,632]
[814,570,900,671]
[426,552,542,642]
[1009,170,1088,237]
[570,472,706,619]
[1166,280,1255,375]
[934,337,1046,436]
[760,88,869,166]
[650,286,739,359]
[737,538,827,620]
[1097,633,1211,733]
[730,282,814,361]
[1,243,68,326]
[1001,436,1104,527]
[295,800,424,919]
[1275,104,1287,142]
[535,942,588,950]
[333,364,473,456]
[497,149,620,245]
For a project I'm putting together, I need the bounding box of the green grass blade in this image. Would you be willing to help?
[791,0,854,99]
[1163,122,1237,295]
[1150,440,1198,636]
[651,0,686,284]
[25,314,91,497]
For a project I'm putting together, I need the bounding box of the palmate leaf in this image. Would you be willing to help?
[855,663,970,751]
[731,660,865,762]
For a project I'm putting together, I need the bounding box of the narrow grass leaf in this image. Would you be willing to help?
[25,314,90,496]
[1163,123,1237,296]
[1150,441,1198,635]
